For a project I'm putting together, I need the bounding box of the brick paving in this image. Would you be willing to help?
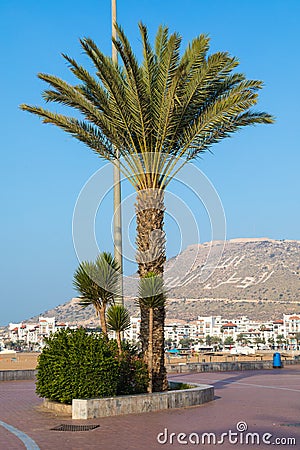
[1,367,300,449]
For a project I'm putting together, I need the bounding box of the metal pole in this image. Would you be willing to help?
[112,0,123,304]
[112,0,118,62]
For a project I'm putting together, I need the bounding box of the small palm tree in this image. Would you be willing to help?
[224,336,235,346]
[73,252,120,336]
[294,333,300,350]
[276,334,286,349]
[138,272,166,393]
[236,333,244,344]
[242,337,251,346]
[106,304,131,355]
[211,336,222,350]
[205,335,212,346]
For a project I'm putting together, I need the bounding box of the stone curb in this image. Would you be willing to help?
[40,382,214,418]
[72,381,214,419]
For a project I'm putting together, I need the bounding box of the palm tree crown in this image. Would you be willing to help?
[73,252,120,334]
[20,23,274,191]
[138,272,167,309]
[106,304,131,333]
[106,304,131,356]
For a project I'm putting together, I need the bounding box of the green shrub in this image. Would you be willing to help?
[117,344,149,395]
[36,328,148,404]
[170,382,192,390]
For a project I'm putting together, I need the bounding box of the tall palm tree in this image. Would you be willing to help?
[20,23,274,391]
[138,272,166,393]
[106,304,131,355]
[73,252,120,335]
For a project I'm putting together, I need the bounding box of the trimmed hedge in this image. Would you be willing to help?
[36,328,148,404]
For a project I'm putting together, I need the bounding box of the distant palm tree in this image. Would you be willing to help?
[294,333,300,350]
[211,336,222,350]
[205,335,213,346]
[276,334,286,349]
[224,336,235,346]
[73,252,120,335]
[236,333,244,344]
[106,304,131,355]
[138,272,166,393]
[21,23,274,390]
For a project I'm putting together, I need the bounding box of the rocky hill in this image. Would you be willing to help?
[166,237,300,301]
[28,238,300,324]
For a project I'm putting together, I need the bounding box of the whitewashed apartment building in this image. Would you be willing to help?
[7,313,300,349]
[9,317,69,347]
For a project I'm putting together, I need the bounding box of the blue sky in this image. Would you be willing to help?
[1,0,299,326]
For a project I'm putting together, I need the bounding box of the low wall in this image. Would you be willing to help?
[1,359,299,381]
[43,399,72,416]
[0,369,37,381]
[2,359,299,381]
[72,382,214,419]
[166,359,300,374]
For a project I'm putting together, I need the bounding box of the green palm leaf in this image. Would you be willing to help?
[73,252,120,334]
[106,304,131,333]
[138,272,166,309]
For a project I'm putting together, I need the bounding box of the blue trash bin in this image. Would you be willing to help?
[273,352,282,368]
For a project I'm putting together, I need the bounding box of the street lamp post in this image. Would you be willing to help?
[112,0,123,304]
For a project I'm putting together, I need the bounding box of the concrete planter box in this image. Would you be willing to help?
[43,399,72,416]
[72,382,214,419]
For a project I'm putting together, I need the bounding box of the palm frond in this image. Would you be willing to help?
[73,261,101,307]
[113,24,153,183]
[138,272,167,309]
[20,104,114,159]
[73,252,121,308]
[62,53,110,111]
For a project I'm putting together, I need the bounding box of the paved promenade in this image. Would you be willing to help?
[1,367,300,449]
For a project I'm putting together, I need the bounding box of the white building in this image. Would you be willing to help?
[7,312,300,351]
[9,317,69,347]
[196,316,223,339]
[283,315,300,348]
[163,319,194,347]
[123,317,141,343]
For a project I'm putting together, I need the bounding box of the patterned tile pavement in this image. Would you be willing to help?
[1,367,300,449]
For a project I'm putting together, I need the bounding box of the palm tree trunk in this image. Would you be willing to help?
[136,188,167,391]
[148,307,153,393]
[99,305,108,336]
[116,330,122,356]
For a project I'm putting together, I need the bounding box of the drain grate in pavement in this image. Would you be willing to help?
[51,424,100,432]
